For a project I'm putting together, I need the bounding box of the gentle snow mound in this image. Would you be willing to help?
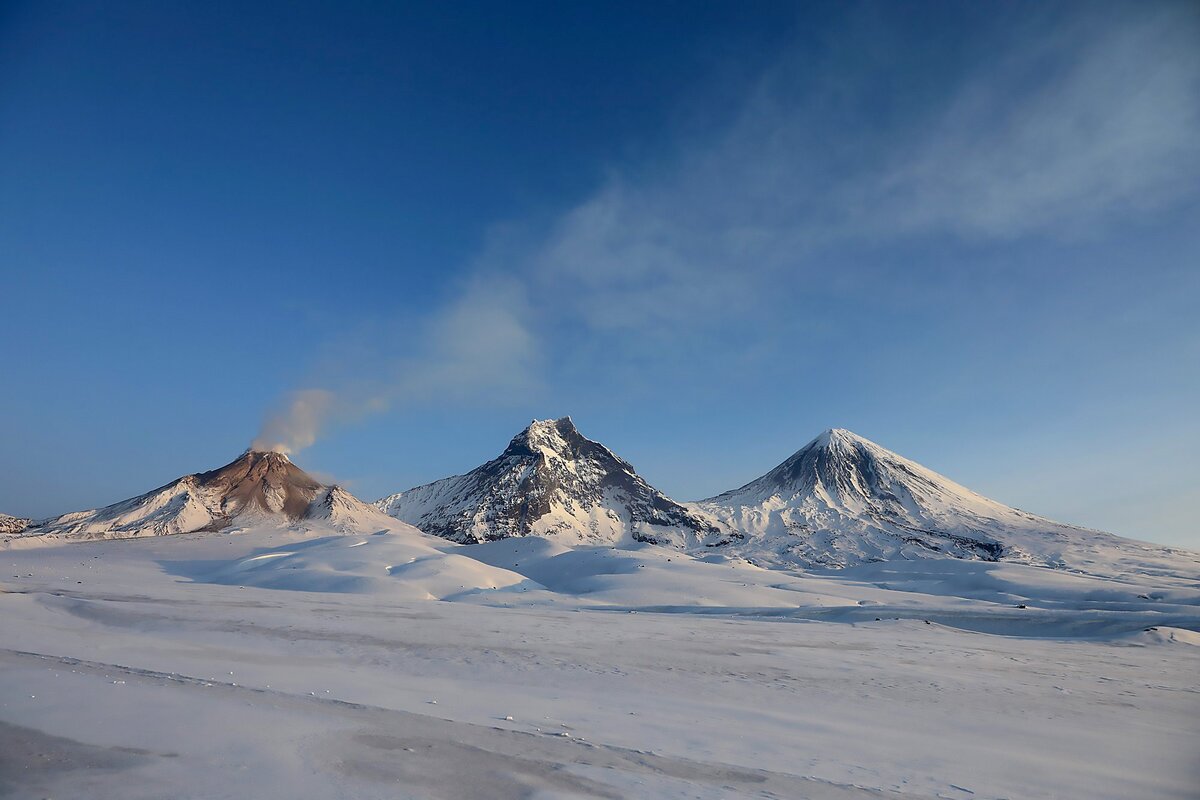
[196,532,537,600]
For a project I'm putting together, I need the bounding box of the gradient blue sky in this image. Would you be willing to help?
[2,1,1197,547]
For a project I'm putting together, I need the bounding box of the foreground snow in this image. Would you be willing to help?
[2,523,1198,799]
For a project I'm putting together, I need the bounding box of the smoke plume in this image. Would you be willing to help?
[252,276,537,455]
[252,389,337,454]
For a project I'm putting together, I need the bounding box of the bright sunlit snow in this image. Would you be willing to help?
[3,515,1198,799]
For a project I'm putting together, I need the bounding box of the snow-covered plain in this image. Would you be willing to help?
[3,521,1198,799]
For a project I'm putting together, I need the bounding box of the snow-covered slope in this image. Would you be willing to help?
[6,527,1199,800]
[195,530,533,599]
[305,484,399,531]
[696,428,1200,578]
[17,450,391,541]
[0,512,32,534]
[12,425,1196,583]
[377,417,725,546]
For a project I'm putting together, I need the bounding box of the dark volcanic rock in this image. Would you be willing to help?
[377,417,723,546]
[194,450,324,522]
[20,450,381,540]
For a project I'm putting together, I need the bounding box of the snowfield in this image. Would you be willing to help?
[3,521,1198,799]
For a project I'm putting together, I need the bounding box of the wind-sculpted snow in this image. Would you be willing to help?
[3,523,1199,799]
[69,519,1185,639]
[376,417,725,546]
[194,531,533,599]
[695,428,1200,580]
[4,429,1198,800]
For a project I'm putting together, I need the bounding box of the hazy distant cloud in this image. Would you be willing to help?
[403,275,539,403]
[865,5,1200,239]
[516,2,1200,332]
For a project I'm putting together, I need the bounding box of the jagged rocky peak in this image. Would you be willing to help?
[377,417,725,546]
[505,416,587,458]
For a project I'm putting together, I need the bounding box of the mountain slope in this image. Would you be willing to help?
[696,428,1199,577]
[18,450,392,541]
[377,417,725,546]
[0,513,31,535]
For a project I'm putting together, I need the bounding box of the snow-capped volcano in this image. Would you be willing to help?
[696,428,1194,575]
[376,417,725,546]
[19,449,390,541]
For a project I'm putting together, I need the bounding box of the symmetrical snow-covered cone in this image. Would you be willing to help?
[697,428,1199,577]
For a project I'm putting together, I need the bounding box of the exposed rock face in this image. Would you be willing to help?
[193,450,323,522]
[377,417,724,546]
[0,513,32,535]
[19,450,386,541]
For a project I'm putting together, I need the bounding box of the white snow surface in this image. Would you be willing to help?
[5,427,1200,797]
[375,422,1199,582]
[2,520,1198,799]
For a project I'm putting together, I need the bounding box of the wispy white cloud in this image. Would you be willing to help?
[515,2,1200,329]
[863,5,1200,239]
[258,2,1200,452]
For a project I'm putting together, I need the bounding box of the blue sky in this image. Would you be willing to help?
[1,1,1197,547]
